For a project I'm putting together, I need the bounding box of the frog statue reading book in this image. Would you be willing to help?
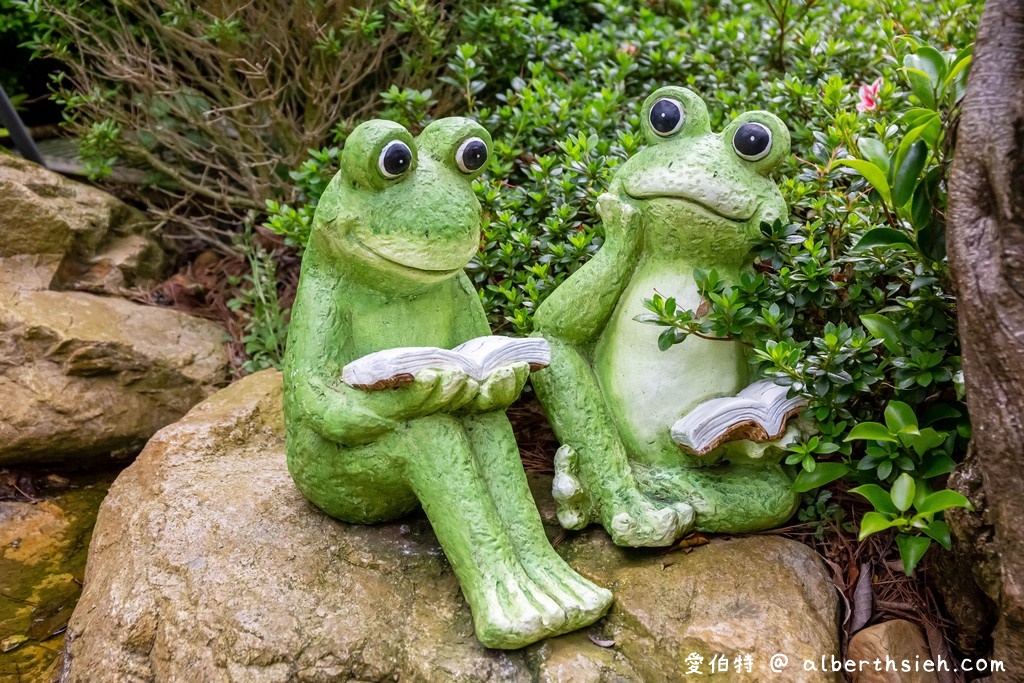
[282,117,612,649]
[532,86,805,546]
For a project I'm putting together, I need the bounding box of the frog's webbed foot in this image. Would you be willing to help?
[605,493,694,547]
[551,445,594,530]
[552,444,694,546]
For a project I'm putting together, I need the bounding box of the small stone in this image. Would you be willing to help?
[847,620,937,683]
[1,635,28,652]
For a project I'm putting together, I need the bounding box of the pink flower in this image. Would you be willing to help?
[618,43,638,57]
[856,78,883,113]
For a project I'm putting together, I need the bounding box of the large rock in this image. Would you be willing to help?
[0,153,165,292]
[62,371,840,681]
[0,156,228,465]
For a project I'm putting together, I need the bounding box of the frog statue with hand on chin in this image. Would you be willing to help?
[532,86,801,546]
[282,117,612,649]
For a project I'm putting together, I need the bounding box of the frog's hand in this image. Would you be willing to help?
[463,362,531,414]
[288,367,477,446]
[285,269,479,445]
[533,193,642,345]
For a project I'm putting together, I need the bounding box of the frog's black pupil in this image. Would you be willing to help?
[650,99,682,135]
[460,139,487,171]
[734,123,771,158]
[382,142,411,176]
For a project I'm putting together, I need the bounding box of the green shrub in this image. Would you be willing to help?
[21,0,494,233]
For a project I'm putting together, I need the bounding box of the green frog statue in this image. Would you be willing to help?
[282,117,612,649]
[532,86,801,546]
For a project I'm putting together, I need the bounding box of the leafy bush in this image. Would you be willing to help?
[0,0,51,106]
[20,0,492,234]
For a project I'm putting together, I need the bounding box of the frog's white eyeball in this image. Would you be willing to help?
[455,137,488,173]
[733,122,773,161]
[379,140,413,178]
[650,98,684,136]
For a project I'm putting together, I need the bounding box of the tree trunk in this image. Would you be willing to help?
[947,0,1024,677]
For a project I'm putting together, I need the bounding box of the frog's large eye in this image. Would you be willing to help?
[649,98,684,137]
[379,140,413,178]
[732,122,772,161]
[455,137,488,173]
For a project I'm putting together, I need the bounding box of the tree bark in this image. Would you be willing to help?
[947,0,1024,677]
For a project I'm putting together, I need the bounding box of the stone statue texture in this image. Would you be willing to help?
[532,86,800,546]
[282,117,611,649]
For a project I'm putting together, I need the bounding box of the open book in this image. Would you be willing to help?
[670,379,808,456]
[342,335,551,390]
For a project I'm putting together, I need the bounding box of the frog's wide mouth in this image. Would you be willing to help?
[355,235,470,277]
[623,175,756,222]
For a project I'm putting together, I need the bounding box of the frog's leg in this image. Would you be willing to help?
[400,413,579,649]
[531,338,694,547]
[632,460,799,533]
[461,412,612,630]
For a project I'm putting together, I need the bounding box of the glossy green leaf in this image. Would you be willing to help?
[860,313,904,353]
[845,421,897,442]
[884,400,918,433]
[896,534,932,575]
[916,489,972,516]
[918,212,947,262]
[921,403,962,426]
[657,328,677,352]
[857,137,890,175]
[891,473,916,512]
[945,53,972,87]
[910,178,933,232]
[877,460,893,480]
[792,462,850,493]
[892,140,928,207]
[907,46,947,86]
[850,484,899,515]
[852,228,914,251]
[919,454,957,478]
[922,520,952,550]
[902,67,936,109]
[837,159,891,202]
[858,511,896,540]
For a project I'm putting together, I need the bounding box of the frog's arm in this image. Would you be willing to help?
[284,269,456,447]
[533,193,642,345]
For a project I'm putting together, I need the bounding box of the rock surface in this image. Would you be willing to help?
[0,153,165,292]
[847,620,936,683]
[0,471,116,682]
[0,155,228,465]
[63,370,840,682]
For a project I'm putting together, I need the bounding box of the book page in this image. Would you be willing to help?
[671,379,807,454]
[342,336,551,389]
[342,346,475,388]
[452,336,551,376]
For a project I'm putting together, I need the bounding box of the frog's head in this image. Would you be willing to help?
[613,86,790,268]
[310,117,490,291]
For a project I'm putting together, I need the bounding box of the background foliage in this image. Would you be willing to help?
[17,0,982,573]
